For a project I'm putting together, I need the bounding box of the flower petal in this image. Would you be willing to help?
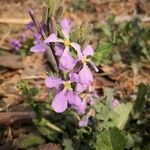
[79,115,89,127]
[76,83,87,93]
[59,48,76,70]
[67,91,76,105]
[83,45,94,56]
[68,94,86,114]
[70,42,82,59]
[44,33,63,43]
[30,43,47,53]
[76,100,87,114]
[69,72,79,83]
[54,44,64,56]
[52,91,68,113]
[78,64,93,85]
[60,19,71,39]
[89,61,99,72]
[45,76,63,88]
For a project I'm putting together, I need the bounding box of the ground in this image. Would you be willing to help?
[0,0,149,149]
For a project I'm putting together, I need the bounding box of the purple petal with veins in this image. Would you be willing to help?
[69,94,86,114]
[78,64,93,85]
[59,48,76,70]
[76,83,87,93]
[52,90,68,113]
[60,19,71,38]
[45,76,63,88]
[30,43,47,53]
[69,72,79,83]
[76,100,87,114]
[54,44,64,56]
[83,45,94,56]
[67,91,77,105]
[44,33,62,43]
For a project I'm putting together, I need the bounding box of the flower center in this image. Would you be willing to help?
[64,81,72,91]
[80,93,88,100]
[63,39,70,47]
[82,56,90,64]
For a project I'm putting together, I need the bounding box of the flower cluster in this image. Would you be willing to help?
[30,19,99,127]
[9,21,43,52]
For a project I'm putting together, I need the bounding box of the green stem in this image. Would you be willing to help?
[42,118,64,133]
[72,111,81,121]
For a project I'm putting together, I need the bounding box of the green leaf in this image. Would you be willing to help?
[95,103,109,121]
[102,25,112,38]
[70,22,91,47]
[125,133,134,149]
[37,126,58,140]
[109,102,133,129]
[104,88,114,108]
[92,41,113,65]
[63,139,74,150]
[17,80,27,91]
[18,134,45,149]
[96,127,126,150]
[29,87,39,97]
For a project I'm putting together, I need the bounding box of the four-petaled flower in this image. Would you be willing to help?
[44,19,80,70]
[45,76,84,113]
[70,45,98,86]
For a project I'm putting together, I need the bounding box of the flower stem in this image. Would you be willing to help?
[42,118,64,133]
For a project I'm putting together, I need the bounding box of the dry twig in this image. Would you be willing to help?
[0,18,30,25]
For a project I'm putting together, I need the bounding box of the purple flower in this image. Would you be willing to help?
[45,76,82,113]
[75,92,94,113]
[10,39,21,51]
[70,45,98,85]
[78,45,98,84]
[44,19,80,52]
[44,19,80,70]
[70,90,96,115]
